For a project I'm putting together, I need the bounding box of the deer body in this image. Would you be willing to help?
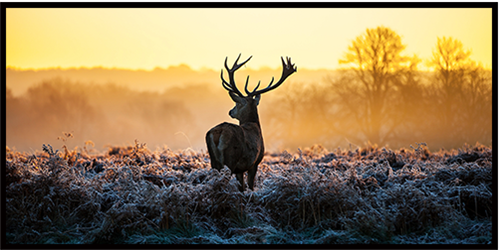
[206,54,296,192]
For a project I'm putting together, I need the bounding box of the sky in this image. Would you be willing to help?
[6,8,494,71]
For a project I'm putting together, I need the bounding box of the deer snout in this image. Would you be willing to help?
[229,108,236,119]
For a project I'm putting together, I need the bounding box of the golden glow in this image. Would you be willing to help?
[7,8,493,70]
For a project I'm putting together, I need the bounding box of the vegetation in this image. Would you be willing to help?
[337,26,420,144]
[6,141,492,244]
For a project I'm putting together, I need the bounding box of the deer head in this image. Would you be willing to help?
[220,54,297,124]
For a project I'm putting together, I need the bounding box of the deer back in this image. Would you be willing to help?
[207,121,263,174]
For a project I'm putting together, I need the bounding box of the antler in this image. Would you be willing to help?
[246,56,297,97]
[221,54,297,97]
[221,54,252,97]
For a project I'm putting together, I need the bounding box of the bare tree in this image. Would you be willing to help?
[427,37,492,146]
[329,26,420,145]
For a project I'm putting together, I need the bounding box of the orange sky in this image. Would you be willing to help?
[6,8,493,71]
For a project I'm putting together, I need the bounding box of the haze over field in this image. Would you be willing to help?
[5,65,339,152]
[6,63,492,153]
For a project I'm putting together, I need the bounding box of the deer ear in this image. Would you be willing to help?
[254,94,261,105]
[229,91,243,103]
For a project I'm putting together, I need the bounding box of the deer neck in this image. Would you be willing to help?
[239,109,264,149]
[239,108,261,129]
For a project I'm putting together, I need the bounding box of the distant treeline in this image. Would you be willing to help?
[262,28,493,151]
[6,80,222,152]
[6,67,491,153]
[261,69,492,151]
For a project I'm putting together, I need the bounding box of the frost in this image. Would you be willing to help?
[5,143,493,244]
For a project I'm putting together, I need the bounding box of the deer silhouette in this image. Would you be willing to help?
[206,54,297,192]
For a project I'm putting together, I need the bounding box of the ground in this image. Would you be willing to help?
[5,142,493,244]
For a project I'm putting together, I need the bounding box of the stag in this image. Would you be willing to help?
[206,54,297,192]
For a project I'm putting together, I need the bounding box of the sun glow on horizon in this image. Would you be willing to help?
[6,8,493,71]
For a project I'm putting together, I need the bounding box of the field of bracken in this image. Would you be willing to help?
[5,141,493,244]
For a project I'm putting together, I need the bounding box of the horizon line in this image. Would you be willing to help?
[6,65,462,73]
[6,64,343,72]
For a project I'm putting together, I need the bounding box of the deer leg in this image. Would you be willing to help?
[236,173,245,192]
[247,164,259,191]
[206,143,221,170]
[206,132,224,170]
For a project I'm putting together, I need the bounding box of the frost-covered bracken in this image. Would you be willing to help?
[5,142,492,244]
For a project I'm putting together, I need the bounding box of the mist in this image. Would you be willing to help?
[6,65,492,153]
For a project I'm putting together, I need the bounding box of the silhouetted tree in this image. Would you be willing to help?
[427,37,492,147]
[330,26,420,145]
